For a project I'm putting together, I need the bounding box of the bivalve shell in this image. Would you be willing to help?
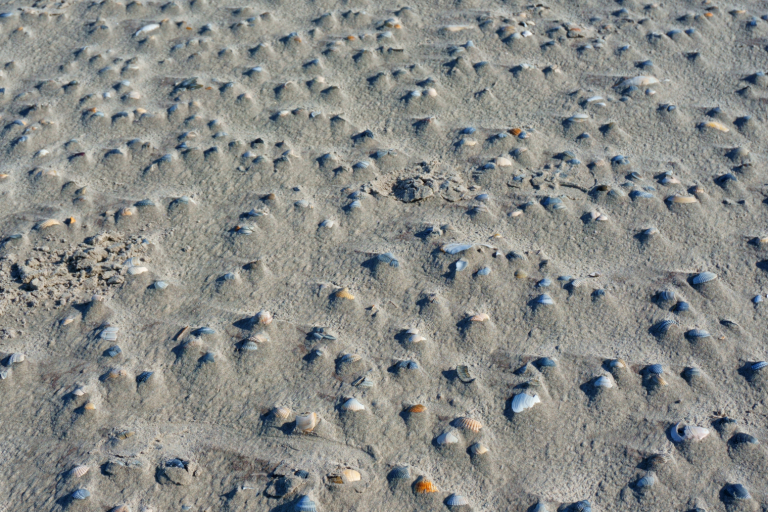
[294,495,317,512]
[341,398,365,411]
[453,417,482,432]
[594,376,613,388]
[273,406,291,419]
[636,473,656,489]
[511,392,541,413]
[335,288,355,300]
[414,477,438,494]
[469,442,488,455]
[70,465,89,478]
[445,494,469,507]
[71,489,91,500]
[436,430,460,445]
[692,272,717,285]
[296,412,318,433]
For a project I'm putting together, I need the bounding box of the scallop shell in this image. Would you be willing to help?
[446,494,469,507]
[294,495,317,512]
[273,406,291,419]
[469,442,488,455]
[296,412,317,433]
[407,404,426,413]
[456,365,475,383]
[511,392,541,413]
[453,417,482,432]
[255,310,272,325]
[469,313,489,322]
[37,218,62,229]
[692,272,717,285]
[70,465,89,478]
[341,398,365,411]
[414,477,438,493]
[335,288,355,300]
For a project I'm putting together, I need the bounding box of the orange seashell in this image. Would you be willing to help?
[455,417,482,433]
[329,475,344,484]
[0,174,8,180]
[414,477,438,494]
[509,128,522,136]
[84,402,96,410]
[407,404,426,413]
[37,219,62,229]
[185,26,192,29]
[393,23,402,29]
[346,35,356,40]
[704,11,713,16]
[65,217,76,225]
[335,288,355,300]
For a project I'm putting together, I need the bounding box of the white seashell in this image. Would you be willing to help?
[594,376,613,388]
[670,422,691,443]
[134,23,160,37]
[436,430,460,445]
[616,76,659,88]
[511,392,541,413]
[8,353,25,364]
[127,266,148,275]
[469,442,488,455]
[70,465,89,478]
[446,494,469,506]
[341,398,365,411]
[688,425,709,441]
[296,412,318,432]
[72,387,85,396]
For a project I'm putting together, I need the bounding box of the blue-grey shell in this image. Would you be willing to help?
[105,345,121,357]
[195,327,216,335]
[537,357,556,368]
[442,243,473,255]
[477,267,491,276]
[537,278,552,287]
[686,329,710,338]
[574,500,592,512]
[388,466,411,480]
[692,272,717,285]
[534,294,554,305]
[71,489,90,500]
[295,495,317,512]
[377,252,399,268]
[629,190,653,199]
[135,199,155,207]
[455,260,468,272]
[751,361,768,371]
[646,364,663,375]
[731,433,758,445]
[136,371,153,383]
[200,352,215,363]
[153,281,168,289]
[397,360,419,370]
[724,484,750,500]
[658,290,675,301]
[675,301,690,312]
[683,367,701,379]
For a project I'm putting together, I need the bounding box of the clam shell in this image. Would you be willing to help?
[646,364,663,375]
[407,404,426,413]
[453,417,482,432]
[335,288,355,300]
[724,484,750,501]
[666,194,698,204]
[255,310,272,325]
[8,353,25,364]
[594,376,613,388]
[341,398,365,411]
[534,294,554,305]
[342,468,361,482]
[469,313,489,322]
[456,365,475,383]
[83,402,96,410]
[436,430,459,445]
[294,495,317,512]
[692,272,717,285]
[511,392,541,413]
[441,243,473,255]
[273,406,291,419]
[445,494,469,507]
[70,465,89,478]
[469,442,488,455]
[454,260,468,272]
[636,473,656,489]
[296,412,317,433]
[71,489,91,500]
[414,477,438,493]
[388,466,411,480]
[686,329,710,338]
[126,266,148,275]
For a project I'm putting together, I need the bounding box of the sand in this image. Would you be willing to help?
[2,0,768,510]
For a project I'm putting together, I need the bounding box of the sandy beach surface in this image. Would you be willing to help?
[2,0,768,510]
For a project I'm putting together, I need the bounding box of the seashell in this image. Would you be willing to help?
[537,357,556,368]
[532,503,548,512]
[296,412,318,433]
[534,294,554,305]
[70,465,89,478]
[134,23,159,37]
[594,376,613,388]
[567,113,589,123]
[671,422,690,443]
[732,432,759,445]
[609,358,627,369]
[683,367,702,379]
[724,484,750,501]
[195,327,215,336]
[646,364,663,375]
[136,371,153,383]
[8,353,25,364]
[456,365,475,383]
[476,266,491,276]
[199,352,215,363]
[686,329,710,338]
[688,426,709,441]
[388,466,410,480]
[72,388,85,396]
[649,375,667,386]
[255,310,272,325]
[153,281,168,290]
[397,360,419,370]
[108,367,127,379]
[615,76,659,88]
[407,404,426,413]
[105,345,121,357]
[273,406,291,419]
[658,290,675,301]
[127,266,148,275]
[436,430,460,445]
[537,278,552,288]
[341,468,361,482]
[83,402,96,410]
[377,252,400,268]
[692,272,717,285]
[71,489,91,500]
[335,288,354,300]
[751,361,768,371]
[441,242,473,255]
[700,120,729,132]
[352,375,373,388]
[574,500,592,512]
[61,317,76,326]
[100,326,118,341]
[341,398,365,411]
[453,417,482,432]
[109,505,129,512]
[407,333,426,343]
[294,495,317,512]
[469,442,488,455]
[666,194,697,204]
[647,453,672,468]
[340,353,361,364]
[414,477,438,493]
[37,219,62,230]
[514,269,528,279]
[636,473,656,489]
[455,260,468,272]
[470,313,489,322]
[241,340,259,351]
[511,392,541,413]
[446,494,469,507]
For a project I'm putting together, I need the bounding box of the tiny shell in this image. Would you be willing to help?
[455,260,468,272]
[70,465,89,478]
[724,484,750,501]
[514,269,528,279]
[8,353,25,364]
[692,272,717,285]
[700,120,729,132]
[273,406,291,419]
[127,266,148,275]
[441,242,473,255]
[636,473,656,489]
[477,267,491,276]
[594,376,613,388]
[534,294,554,305]
[341,398,365,411]
[446,494,469,507]
[615,76,659,88]
[511,392,541,413]
[469,442,488,455]
[751,361,768,371]
[436,430,460,445]
[414,477,438,493]
[84,402,96,410]
[686,329,710,338]
[37,219,62,229]
[407,404,426,413]
[666,195,698,204]
[342,468,361,482]
[335,288,354,300]
[340,353,361,363]
[453,417,482,432]
[470,313,489,322]
[255,310,273,325]
[71,489,90,500]
[296,412,318,433]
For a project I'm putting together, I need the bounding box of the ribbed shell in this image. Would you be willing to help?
[683,367,702,379]
[655,320,675,334]
[692,271,717,285]
[445,494,469,506]
[511,392,541,413]
[453,417,482,432]
[686,329,710,338]
[456,365,474,383]
[636,473,656,488]
[646,364,663,375]
[70,465,89,478]
[273,406,291,419]
[388,466,410,480]
[136,371,153,383]
[296,413,317,433]
[255,310,272,325]
[594,376,613,388]
[649,375,667,387]
[71,489,90,500]
[294,495,317,512]
[334,288,354,300]
[751,361,768,371]
[414,477,438,493]
[341,398,365,411]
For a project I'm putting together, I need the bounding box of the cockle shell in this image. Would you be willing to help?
[335,288,354,300]
[511,392,541,413]
[469,442,488,455]
[296,412,317,432]
[255,310,272,325]
[414,477,438,493]
[70,465,89,478]
[341,398,365,411]
[453,417,482,432]
[294,495,317,512]
[446,494,469,507]
[273,406,291,419]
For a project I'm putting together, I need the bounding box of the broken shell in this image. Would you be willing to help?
[37,219,62,229]
[341,397,365,411]
[470,313,489,322]
[615,76,659,88]
[296,412,317,432]
[414,477,438,493]
[453,417,482,432]
[511,392,541,413]
[335,288,355,300]
[456,365,475,383]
